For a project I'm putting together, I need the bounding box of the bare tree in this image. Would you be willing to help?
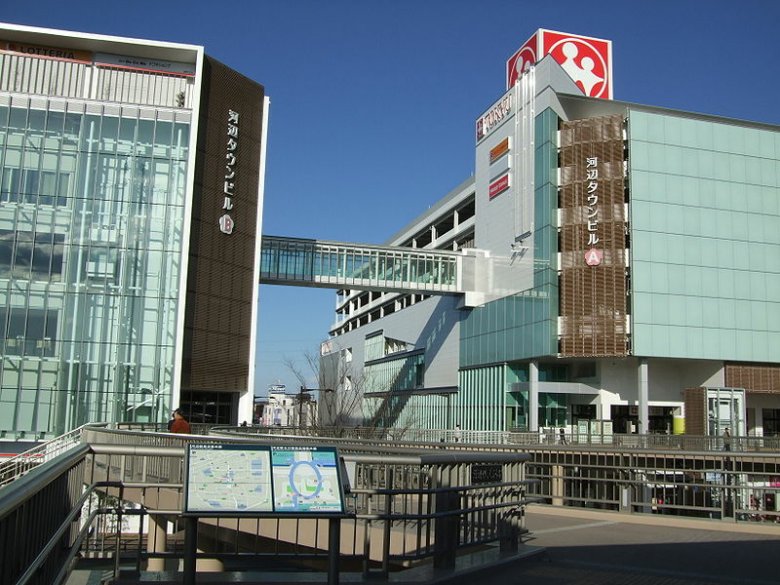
[282,349,364,435]
[283,345,421,439]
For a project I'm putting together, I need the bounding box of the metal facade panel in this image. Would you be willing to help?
[558,114,628,357]
[683,387,707,435]
[181,56,265,393]
[725,363,780,394]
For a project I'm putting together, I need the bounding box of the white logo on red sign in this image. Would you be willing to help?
[506,35,537,87]
[584,248,603,266]
[507,30,612,99]
[543,32,610,98]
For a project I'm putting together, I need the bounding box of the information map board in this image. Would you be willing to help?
[183,443,347,517]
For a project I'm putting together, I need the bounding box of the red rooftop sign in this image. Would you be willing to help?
[506,29,613,99]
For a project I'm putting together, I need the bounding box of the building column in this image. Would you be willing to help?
[754,406,764,436]
[237,389,254,425]
[638,358,649,434]
[529,361,539,431]
[146,514,167,572]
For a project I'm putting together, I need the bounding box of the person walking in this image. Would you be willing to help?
[559,427,567,445]
[170,408,191,434]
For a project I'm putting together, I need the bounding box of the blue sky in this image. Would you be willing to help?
[2,0,778,395]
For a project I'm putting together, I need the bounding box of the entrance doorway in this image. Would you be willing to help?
[610,405,675,434]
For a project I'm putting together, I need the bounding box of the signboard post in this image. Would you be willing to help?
[182,443,350,585]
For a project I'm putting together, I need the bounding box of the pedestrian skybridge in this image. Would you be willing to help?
[260,235,546,307]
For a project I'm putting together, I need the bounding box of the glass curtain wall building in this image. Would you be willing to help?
[0,23,268,439]
[0,93,189,435]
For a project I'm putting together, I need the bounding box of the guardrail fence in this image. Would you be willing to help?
[1,426,533,585]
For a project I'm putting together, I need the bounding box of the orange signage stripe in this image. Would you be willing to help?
[489,138,510,162]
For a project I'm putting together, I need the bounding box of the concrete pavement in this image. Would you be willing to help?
[500,505,780,584]
[70,505,780,585]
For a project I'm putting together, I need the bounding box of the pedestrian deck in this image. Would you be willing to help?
[68,505,780,585]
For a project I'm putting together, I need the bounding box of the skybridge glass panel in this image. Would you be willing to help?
[261,237,459,292]
[260,238,315,282]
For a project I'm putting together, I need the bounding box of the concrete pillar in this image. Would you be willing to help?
[196,552,224,572]
[146,514,167,572]
[529,360,539,431]
[637,358,649,435]
[551,464,565,506]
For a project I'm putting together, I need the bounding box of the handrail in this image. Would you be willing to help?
[210,425,780,453]
[0,443,90,518]
[13,481,121,585]
[0,423,107,488]
[3,425,780,585]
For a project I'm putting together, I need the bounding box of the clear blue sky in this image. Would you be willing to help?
[3,0,778,395]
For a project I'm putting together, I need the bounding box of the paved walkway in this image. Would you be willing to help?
[70,506,780,585]
[503,505,780,585]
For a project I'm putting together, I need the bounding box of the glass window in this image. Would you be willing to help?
[8,108,27,130]
[0,105,8,131]
[137,119,155,157]
[62,113,82,150]
[0,229,64,281]
[173,122,189,159]
[13,231,32,277]
[117,117,136,155]
[153,120,173,156]
[45,110,65,138]
[99,116,118,153]
[0,230,12,276]
[1,166,19,202]
[5,306,25,355]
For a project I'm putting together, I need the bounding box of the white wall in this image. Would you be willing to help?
[598,357,723,406]
[324,294,462,393]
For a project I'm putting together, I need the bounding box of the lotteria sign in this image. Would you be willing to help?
[2,40,91,63]
[506,29,613,99]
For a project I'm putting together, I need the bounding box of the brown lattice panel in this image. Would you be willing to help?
[558,115,628,357]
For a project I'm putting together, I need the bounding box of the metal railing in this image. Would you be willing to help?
[524,446,780,522]
[0,442,90,585]
[1,425,533,585]
[208,424,780,452]
[0,423,105,488]
[208,426,780,525]
[3,423,780,585]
